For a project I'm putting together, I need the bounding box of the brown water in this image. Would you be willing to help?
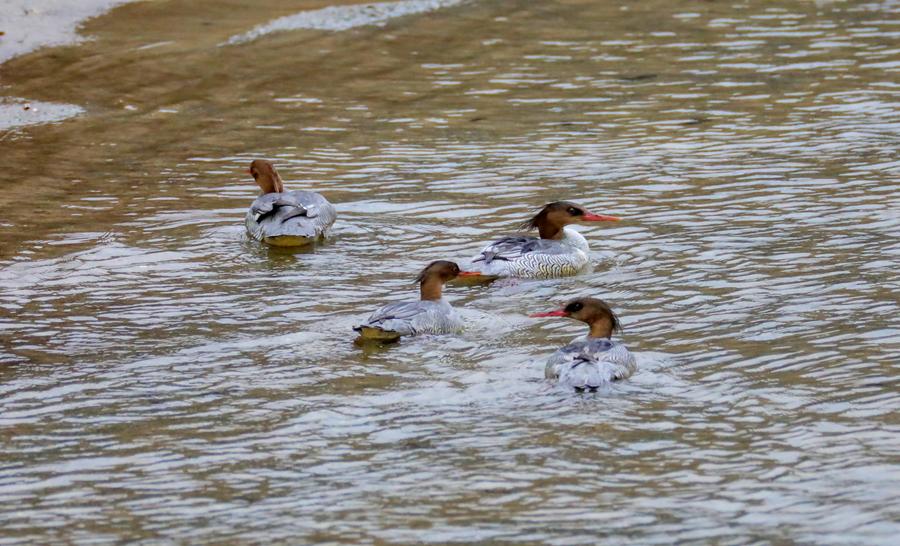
[2,0,899,543]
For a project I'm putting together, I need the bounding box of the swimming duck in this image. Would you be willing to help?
[531,297,636,391]
[467,201,620,279]
[245,159,337,246]
[354,260,477,342]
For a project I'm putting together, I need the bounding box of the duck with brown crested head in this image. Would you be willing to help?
[354,260,479,342]
[531,297,636,391]
[245,159,337,246]
[467,201,620,279]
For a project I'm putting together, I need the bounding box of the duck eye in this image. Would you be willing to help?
[565,302,583,313]
[567,207,582,216]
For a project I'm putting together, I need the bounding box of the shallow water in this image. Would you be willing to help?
[1,0,899,543]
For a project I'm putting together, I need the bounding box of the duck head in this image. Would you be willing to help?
[531,297,622,339]
[249,159,285,195]
[416,260,479,300]
[521,201,620,240]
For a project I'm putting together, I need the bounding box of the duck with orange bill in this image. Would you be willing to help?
[531,297,636,391]
[245,159,337,246]
[466,201,620,280]
[354,261,479,342]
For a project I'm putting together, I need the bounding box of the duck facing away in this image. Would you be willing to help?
[468,201,620,279]
[245,159,337,247]
[531,297,636,391]
[354,261,477,342]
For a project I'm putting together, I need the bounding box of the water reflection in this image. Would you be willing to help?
[1,0,899,543]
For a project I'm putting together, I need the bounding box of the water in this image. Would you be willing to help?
[2,0,899,543]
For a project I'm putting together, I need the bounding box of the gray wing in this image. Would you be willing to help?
[546,339,637,389]
[250,193,306,222]
[246,190,336,239]
[365,301,429,324]
[475,236,568,264]
[291,190,337,227]
[359,301,432,335]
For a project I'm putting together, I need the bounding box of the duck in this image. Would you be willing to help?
[245,159,337,246]
[531,297,637,391]
[466,201,620,279]
[354,260,477,342]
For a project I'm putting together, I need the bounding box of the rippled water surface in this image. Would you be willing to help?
[2,0,899,543]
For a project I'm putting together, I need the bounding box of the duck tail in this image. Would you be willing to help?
[353,326,402,343]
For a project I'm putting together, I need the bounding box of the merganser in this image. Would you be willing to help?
[467,201,620,279]
[354,260,477,342]
[531,297,637,391]
[245,159,337,246]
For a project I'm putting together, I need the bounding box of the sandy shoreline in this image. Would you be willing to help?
[0,0,141,130]
[0,0,141,64]
[0,0,464,131]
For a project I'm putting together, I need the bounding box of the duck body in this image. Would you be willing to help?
[354,299,464,341]
[531,297,636,391]
[244,159,336,247]
[245,190,336,246]
[467,201,620,280]
[545,336,636,390]
[354,260,475,343]
[472,227,590,278]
